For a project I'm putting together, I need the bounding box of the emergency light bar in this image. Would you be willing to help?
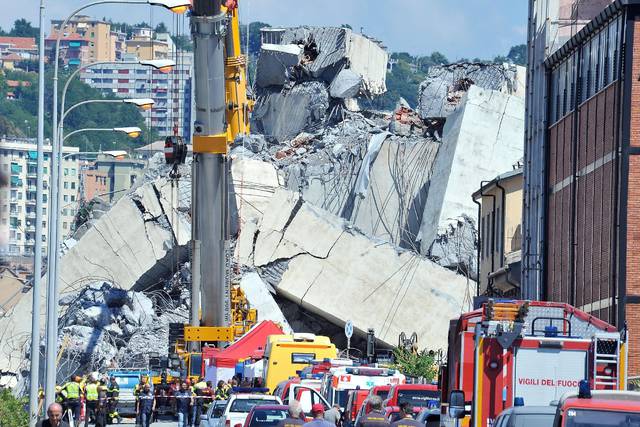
[230,387,269,394]
[345,367,396,376]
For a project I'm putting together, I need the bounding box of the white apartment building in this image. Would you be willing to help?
[80,49,193,139]
[0,138,80,258]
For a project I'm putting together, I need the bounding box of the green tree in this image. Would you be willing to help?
[240,21,270,57]
[155,22,169,34]
[171,35,193,51]
[507,44,527,66]
[10,18,38,38]
[0,388,28,427]
[392,347,438,381]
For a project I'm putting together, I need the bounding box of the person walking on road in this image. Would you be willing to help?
[390,404,421,427]
[277,400,305,427]
[37,403,70,427]
[324,404,342,426]
[175,381,194,427]
[355,396,389,427]
[137,383,156,427]
[303,404,334,427]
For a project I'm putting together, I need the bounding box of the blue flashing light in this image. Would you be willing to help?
[578,380,592,399]
[544,326,559,338]
[514,397,525,407]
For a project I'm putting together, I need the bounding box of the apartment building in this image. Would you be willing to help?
[89,153,145,203]
[125,27,170,60]
[49,15,114,63]
[80,51,193,138]
[0,138,80,258]
[473,168,523,297]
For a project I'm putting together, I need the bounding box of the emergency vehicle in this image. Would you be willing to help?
[553,389,640,426]
[262,334,337,392]
[440,300,628,427]
[383,384,440,411]
[320,366,406,409]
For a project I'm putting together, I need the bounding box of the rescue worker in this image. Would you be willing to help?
[134,376,150,425]
[106,376,120,424]
[136,383,155,427]
[303,404,334,427]
[154,378,171,421]
[192,377,207,427]
[276,400,305,427]
[214,380,228,400]
[355,396,389,427]
[174,381,194,427]
[202,381,214,409]
[61,375,82,423]
[94,381,109,427]
[84,377,100,427]
[390,403,421,427]
[324,404,342,426]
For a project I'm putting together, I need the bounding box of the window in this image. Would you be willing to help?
[71,168,76,176]
[495,207,501,257]
[71,182,76,189]
[291,353,315,364]
[64,168,69,176]
[64,182,68,189]
[63,222,68,229]
[71,195,75,202]
[64,195,68,202]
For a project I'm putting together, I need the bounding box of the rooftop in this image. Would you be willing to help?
[0,36,36,50]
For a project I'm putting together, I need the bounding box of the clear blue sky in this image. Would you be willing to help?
[5,0,527,60]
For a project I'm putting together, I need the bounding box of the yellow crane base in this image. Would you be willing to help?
[184,326,235,342]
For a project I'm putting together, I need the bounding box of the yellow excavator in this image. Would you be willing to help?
[160,0,256,382]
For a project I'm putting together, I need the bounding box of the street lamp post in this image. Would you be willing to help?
[62,127,143,142]
[45,2,188,406]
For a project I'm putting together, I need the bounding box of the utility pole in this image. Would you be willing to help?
[190,0,231,332]
[29,0,45,423]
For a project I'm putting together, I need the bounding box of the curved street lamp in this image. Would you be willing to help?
[63,126,143,142]
[45,2,189,407]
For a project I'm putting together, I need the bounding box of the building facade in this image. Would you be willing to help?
[473,169,523,296]
[50,16,114,63]
[125,27,170,60]
[538,0,640,375]
[80,51,193,138]
[90,153,145,203]
[0,138,80,258]
[523,0,615,300]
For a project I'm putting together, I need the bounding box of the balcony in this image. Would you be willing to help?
[28,185,37,192]
[26,212,36,219]
[24,239,35,246]
[26,199,36,205]
[26,225,35,232]
[27,172,37,178]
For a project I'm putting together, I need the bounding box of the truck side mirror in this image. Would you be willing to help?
[448,390,465,419]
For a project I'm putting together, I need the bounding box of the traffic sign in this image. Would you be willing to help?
[345,320,353,339]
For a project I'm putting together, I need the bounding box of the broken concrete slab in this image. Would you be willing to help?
[256,43,303,88]
[418,85,524,252]
[239,272,292,333]
[417,63,526,120]
[242,188,473,348]
[252,81,330,143]
[329,69,363,99]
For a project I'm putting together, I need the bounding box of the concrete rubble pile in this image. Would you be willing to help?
[0,155,192,386]
[252,26,389,142]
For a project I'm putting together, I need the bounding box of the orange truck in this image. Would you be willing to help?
[440,300,628,427]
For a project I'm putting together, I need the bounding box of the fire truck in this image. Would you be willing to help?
[440,300,628,427]
[320,366,406,409]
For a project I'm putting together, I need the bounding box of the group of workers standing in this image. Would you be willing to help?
[56,375,120,427]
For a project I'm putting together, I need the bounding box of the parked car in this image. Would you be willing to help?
[201,400,228,427]
[209,394,283,427]
[493,405,556,427]
[242,405,289,427]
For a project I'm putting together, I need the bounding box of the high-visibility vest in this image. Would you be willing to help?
[65,382,81,400]
[86,383,99,401]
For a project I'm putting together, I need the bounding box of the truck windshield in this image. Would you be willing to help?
[230,399,273,413]
[564,409,640,427]
[513,414,555,427]
[334,390,350,408]
[376,390,389,400]
[397,390,440,409]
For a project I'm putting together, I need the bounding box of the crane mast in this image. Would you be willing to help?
[187,0,251,349]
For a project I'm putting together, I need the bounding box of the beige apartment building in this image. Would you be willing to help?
[50,15,114,62]
[473,168,523,296]
[0,138,80,258]
[125,27,169,60]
